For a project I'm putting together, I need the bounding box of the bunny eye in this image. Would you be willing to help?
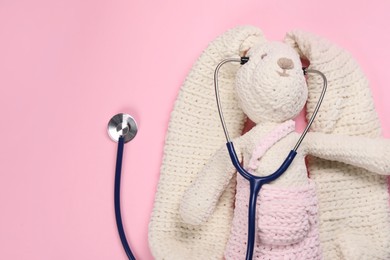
[261,53,268,59]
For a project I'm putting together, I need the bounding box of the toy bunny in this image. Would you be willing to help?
[179,38,390,259]
[149,26,390,260]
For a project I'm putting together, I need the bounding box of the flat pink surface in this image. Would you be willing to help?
[0,1,389,259]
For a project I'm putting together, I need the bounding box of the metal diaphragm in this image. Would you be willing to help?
[107,113,138,143]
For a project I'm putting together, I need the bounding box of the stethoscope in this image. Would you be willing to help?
[215,57,327,260]
[107,113,138,260]
[107,57,327,260]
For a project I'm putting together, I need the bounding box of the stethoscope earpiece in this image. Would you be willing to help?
[240,56,249,65]
[107,113,138,143]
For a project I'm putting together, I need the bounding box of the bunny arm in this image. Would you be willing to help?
[303,132,390,175]
[179,138,245,226]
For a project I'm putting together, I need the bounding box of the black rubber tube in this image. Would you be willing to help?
[114,136,136,260]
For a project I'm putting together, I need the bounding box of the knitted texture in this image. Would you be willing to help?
[225,121,322,260]
[285,31,390,259]
[247,120,295,171]
[180,39,312,231]
[148,26,263,260]
[235,41,307,124]
[182,117,390,260]
[225,179,321,260]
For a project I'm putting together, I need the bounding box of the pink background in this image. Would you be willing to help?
[1,0,389,259]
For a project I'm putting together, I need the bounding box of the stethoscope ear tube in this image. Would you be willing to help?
[108,113,138,260]
[293,68,327,151]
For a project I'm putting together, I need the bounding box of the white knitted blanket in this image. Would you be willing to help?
[149,26,390,260]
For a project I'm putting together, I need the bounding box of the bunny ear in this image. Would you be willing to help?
[284,30,381,136]
[285,31,390,260]
[149,26,264,259]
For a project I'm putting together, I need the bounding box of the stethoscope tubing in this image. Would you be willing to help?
[227,142,297,260]
[115,136,136,260]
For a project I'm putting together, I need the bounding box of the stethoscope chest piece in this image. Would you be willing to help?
[108,113,138,260]
[107,113,138,143]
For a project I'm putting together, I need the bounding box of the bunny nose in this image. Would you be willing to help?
[277,58,294,70]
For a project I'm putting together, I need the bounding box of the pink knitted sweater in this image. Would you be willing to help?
[224,122,322,259]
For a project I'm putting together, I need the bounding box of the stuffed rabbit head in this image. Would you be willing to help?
[236,41,307,124]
